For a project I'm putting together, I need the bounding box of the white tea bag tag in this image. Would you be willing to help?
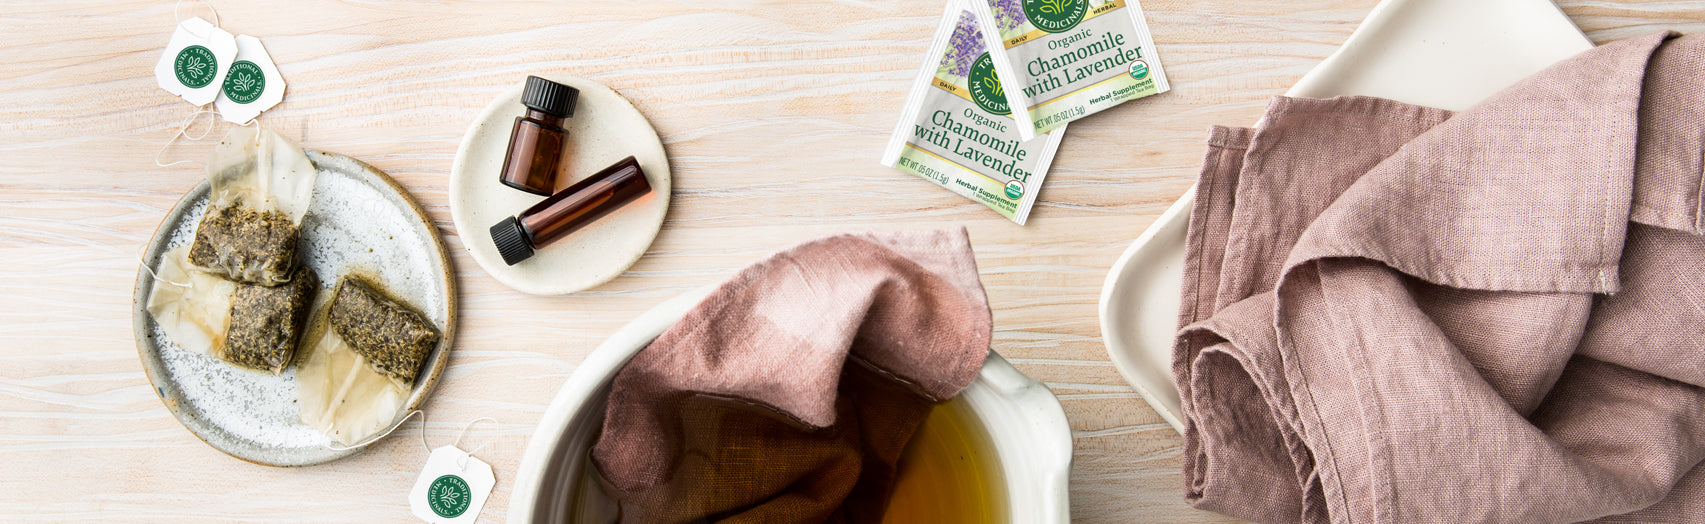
[215,35,286,124]
[409,445,495,524]
[154,17,237,106]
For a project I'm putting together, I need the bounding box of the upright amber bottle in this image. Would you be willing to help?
[489,156,652,265]
[498,76,579,195]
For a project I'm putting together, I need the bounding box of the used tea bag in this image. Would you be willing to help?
[328,276,440,385]
[147,245,237,357]
[297,297,409,445]
[188,126,317,286]
[223,266,318,373]
[146,246,318,374]
[881,2,1065,224]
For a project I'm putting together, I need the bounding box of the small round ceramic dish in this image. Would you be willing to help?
[448,75,671,295]
[132,151,456,467]
[506,288,1074,523]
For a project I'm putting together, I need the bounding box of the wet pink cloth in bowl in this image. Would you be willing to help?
[1176,32,1705,523]
[593,229,991,523]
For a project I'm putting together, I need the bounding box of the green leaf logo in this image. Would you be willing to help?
[427,474,473,518]
[221,60,266,104]
[1023,0,1087,33]
[967,53,1010,116]
[174,45,219,88]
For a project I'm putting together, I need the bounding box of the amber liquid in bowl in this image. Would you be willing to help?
[570,395,1007,523]
[880,395,1008,523]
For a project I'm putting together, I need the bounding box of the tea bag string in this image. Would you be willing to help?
[134,241,190,288]
[173,0,220,32]
[443,416,499,470]
[153,106,218,168]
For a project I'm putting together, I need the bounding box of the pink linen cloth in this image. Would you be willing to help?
[592,228,991,523]
[1176,32,1705,523]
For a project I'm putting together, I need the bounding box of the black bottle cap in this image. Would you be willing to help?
[521,76,578,118]
[489,216,535,266]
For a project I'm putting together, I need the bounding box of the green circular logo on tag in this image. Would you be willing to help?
[427,474,472,518]
[1023,0,1088,33]
[1004,180,1024,199]
[967,53,1009,116]
[174,45,219,88]
[1129,60,1150,80]
[222,60,266,104]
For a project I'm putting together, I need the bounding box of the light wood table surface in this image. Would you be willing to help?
[2,1,1698,521]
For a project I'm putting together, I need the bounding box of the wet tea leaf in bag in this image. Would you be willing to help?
[328,276,440,385]
[147,246,317,374]
[188,126,317,286]
[223,266,318,374]
[297,299,409,445]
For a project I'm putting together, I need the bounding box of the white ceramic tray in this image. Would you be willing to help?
[1097,0,1593,433]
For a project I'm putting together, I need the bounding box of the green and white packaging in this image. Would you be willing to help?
[154,16,237,107]
[882,1,1065,225]
[968,0,1169,140]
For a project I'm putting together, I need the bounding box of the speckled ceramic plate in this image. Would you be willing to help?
[132,150,457,466]
[448,75,671,295]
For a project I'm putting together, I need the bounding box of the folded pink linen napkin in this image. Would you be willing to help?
[592,228,991,523]
[1176,32,1705,523]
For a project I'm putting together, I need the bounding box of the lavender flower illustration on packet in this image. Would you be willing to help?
[990,0,1027,33]
[936,12,987,81]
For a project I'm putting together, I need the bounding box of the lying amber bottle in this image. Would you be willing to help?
[489,156,651,265]
[498,76,579,196]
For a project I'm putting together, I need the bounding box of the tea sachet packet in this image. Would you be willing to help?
[882,2,1065,225]
[189,126,317,286]
[967,0,1169,140]
[298,276,441,445]
[146,245,318,374]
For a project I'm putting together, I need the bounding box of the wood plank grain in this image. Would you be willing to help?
[2,0,1694,522]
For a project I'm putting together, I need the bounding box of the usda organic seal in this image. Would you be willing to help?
[1005,180,1024,199]
[1130,60,1150,80]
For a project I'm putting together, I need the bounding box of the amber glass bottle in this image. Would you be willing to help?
[498,76,579,196]
[489,156,651,265]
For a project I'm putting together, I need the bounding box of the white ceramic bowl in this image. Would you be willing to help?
[509,287,1073,522]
